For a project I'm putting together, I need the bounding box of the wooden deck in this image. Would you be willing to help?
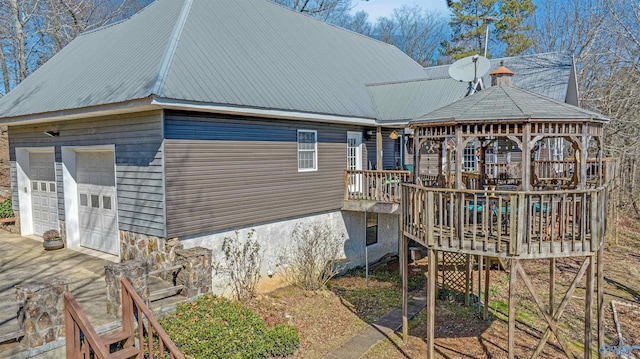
[401,184,608,259]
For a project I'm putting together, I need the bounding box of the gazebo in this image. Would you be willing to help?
[399,66,613,359]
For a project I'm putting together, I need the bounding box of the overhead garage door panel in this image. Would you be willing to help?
[77,152,116,186]
[77,151,118,255]
[29,152,58,236]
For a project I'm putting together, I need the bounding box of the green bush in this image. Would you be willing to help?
[267,324,300,357]
[161,294,299,358]
[0,198,13,219]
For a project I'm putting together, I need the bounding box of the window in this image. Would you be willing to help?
[90,195,100,208]
[463,142,478,171]
[297,130,317,171]
[80,193,88,207]
[103,196,112,210]
[366,212,378,246]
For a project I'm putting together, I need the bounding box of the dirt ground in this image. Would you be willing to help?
[249,213,640,359]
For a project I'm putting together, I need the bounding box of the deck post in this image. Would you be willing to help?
[376,126,383,170]
[427,248,436,359]
[483,257,490,320]
[401,233,408,341]
[478,255,483,312]
[585,254,595,359]
[508,259,517,359]
[549,258,555,316]
[597,247,604,358]
[465,254,471,306]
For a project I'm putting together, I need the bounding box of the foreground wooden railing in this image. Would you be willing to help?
[64,278,184,359]
[401,184,608,259]
[344,170,411,202]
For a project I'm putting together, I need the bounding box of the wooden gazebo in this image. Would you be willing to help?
[399,67,612,359]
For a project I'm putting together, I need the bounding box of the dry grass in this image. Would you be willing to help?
[248,213,640,359]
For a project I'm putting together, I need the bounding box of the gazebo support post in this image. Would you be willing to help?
[585,254,595,359]
[522,123,531,191]
[426,247,436,359]
[597,247,604,358]
[508,259,517,359]
[401,233,408,341]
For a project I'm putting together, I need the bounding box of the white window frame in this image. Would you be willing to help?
[297,129,318,172]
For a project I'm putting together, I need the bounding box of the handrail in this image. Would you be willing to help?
[344,170,411,202]
[121,278,185,359]
[401,184,608,259]
[64,292,111,359]
[401,182,604,196]
[64,279,185,359]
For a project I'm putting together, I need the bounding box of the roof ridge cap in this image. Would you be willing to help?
[501,86,529,117]
[150,0,193,96]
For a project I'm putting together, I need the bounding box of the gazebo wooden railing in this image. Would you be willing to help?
[64,278,184,359]
[400,184,607,259]
[344,170,411,202]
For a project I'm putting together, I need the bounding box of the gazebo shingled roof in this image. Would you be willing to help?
[411,85,608,124]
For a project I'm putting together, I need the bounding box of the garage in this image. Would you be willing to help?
[76,151,118,255]
[29,152,58,236]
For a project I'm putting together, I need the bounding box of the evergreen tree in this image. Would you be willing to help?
[443,0,498,60]
[495,0,536,56]
[442,0,536,60]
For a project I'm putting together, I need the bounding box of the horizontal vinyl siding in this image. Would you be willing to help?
[164,111,365,238]
[8,111,165,237]
[364,128,398,170]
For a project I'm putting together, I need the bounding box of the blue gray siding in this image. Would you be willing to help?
[364,128,400,170]
[8,111,165,237]
[164,111,369,238]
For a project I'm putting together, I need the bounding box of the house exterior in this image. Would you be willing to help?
[0,0,579,290]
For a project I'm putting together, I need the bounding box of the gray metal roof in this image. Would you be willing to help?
[367,78,469,122]
[423,52,575,103]
[0,0,427,121]
[412,84,608,124]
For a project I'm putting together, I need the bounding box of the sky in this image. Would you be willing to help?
[351,0,451,20]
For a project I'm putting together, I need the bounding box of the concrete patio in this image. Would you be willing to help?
[0,229,182,358]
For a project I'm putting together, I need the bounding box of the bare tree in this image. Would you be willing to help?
[270,0,353,23]
[0,0,151,96]
[374,5,447,66]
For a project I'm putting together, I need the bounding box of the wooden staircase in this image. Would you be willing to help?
[64,278,184,359]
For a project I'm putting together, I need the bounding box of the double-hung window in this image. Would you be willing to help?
[297,130,317,172]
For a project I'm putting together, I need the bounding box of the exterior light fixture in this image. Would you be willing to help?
[389,130,399,140]
[44,130,59,137]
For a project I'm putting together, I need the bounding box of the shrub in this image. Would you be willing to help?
[214,229,263,302]
[161,294,299,359]
[0,198,12,218]
[268,324,300,356]
[43,229,62,241]
[278,221,347,291]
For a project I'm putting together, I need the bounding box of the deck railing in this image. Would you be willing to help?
[401,184,607,258]
[64,278,184,359]
[344,170,411,202]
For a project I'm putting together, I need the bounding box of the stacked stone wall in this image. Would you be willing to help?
[175,247,212,297]
[15,280,68,348]
[120,231,183,281]
[104,261,148,317]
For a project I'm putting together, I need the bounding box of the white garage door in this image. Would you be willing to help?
[77,152,118,255]
[29,153,58,236]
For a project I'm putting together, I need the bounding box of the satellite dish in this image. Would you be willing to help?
[448,55,491,83]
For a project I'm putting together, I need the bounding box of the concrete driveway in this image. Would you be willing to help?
[0,230,116,342]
